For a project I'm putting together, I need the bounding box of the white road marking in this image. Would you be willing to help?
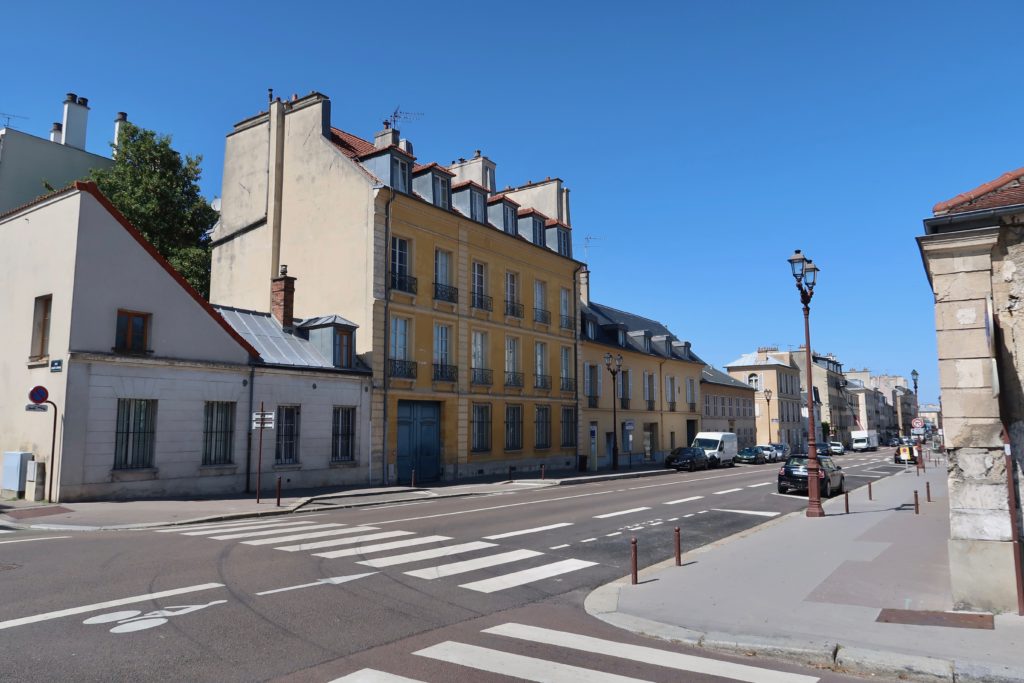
[713,488,743,495]
[414,640,641,682]
[549,544,570,550]
[459,558,597,593]
[697,510,709,514]
[356,542,496,568]
[255,573,376,596]
[275,530,412,552]
[580,538,597,543]
[747,482,771,488]
[483,623,820,683]
[663,495,703,505]
[243,526,379,546]
[667,517,678,522]
[594,507,650,519]
[0,535,71,545]
[483,522,573,539]
[648,522,663,526]
[368,490,615,526]
[329,670,425,683]
[210,523,345,540]
[181,520,319,536]
[605,532,621,537]
[405,549,543,580]
[0,530,13,534]
[683,513,695,518]
[155,515,324,533]
[0,583,224,631]
[711,509,781,518]
[313,536,451,560]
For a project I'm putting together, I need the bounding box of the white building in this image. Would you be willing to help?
[0,182,371,502]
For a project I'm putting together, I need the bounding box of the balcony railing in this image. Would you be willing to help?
[505,371,524,388]
[389,359,417,379]
[688,401,696,412]
[618,397,629,410]
[504,300,524,318]
[471,291,493,311]
[390,272,418,295]
[433,282,458,304]
[432,363,458,382]
[668,401,677,412]
[646,399,656,411]
[534,374,551,390]
[471,368,492,385]
[560,314,574,330]
[533,308,551,324]
[560,376,576,392]
[587,395,599,408]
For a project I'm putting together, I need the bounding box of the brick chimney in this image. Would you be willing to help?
[271,265,296,330]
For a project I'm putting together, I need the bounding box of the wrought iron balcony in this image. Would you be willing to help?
[688,401,696,412]
[433,282,458,304]
[471,367,492,385]
[504,300,524,318]
[432,363,458,382]
[471,291,493,311]
[560,314,574,330]
[533,308,551,324]
[587,395,599,408]
[647,399,656,411]
[390,272,418,295]
[668,401,677,412]
[620,397,630,410]
[534,374,551,390]
[504,371,524,388]
[560,376,576,392]
[389,359,417,379]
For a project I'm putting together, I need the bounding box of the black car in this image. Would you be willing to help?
[777,455,845,497]
[665,447,709,472]
[735,447,767,465]
[815,443,831,456]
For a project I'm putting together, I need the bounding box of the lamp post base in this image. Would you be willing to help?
[806,503,825,517]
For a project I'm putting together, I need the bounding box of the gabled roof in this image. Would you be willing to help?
[583,301,704,363]
[452,179,488,192]
[724,352,791,368]
[701,365,754,390]
[933,167,1024,215]
[412,162,454,176]
[487,192,520,206]
[299,314,358,329]
[329,127,377,159]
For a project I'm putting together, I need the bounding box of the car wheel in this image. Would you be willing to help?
[710,456,719,469]
[728,459,736,468]
[823,480,832,498]
[777,484,787,494]
[688,462,695,472]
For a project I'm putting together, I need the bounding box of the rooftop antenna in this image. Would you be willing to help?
[584,235,601,261]
[0,111,29,128]
[388,105,423,129]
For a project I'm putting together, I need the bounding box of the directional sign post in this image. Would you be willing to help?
[26,386,58,502]
[252,405,274,503]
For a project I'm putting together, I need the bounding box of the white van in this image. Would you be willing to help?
[692,432,737,468]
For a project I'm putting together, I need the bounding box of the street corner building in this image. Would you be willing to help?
[919,167,1024,613]
[0,183,371,502]
[208,91,583,485]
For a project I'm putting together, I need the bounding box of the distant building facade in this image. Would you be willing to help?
[701,366,757,448]
[725,348,803,450]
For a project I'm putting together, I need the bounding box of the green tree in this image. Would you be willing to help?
[89,122,218,297]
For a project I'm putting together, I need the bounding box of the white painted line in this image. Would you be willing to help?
[356,542,496,568]
[747,482,771,488]
[483,522,573,539]
[711,509,781,518]
[648,522,663,526]
[0,583,224,631]
[210,523,345,540]
[0,535,71,545]
[329,669,425,683]
[243,526,379,546]
[459,558,597,593]
[255,572,376,596]
[414,640,640,682]
[275,530,411,552]
[0,530,13,534]
[155,515,324,533]
[405,549,543,580]
[683,513,695,518]
[368,490,615,526]
[313,536,451,560]
[697,510,709,514]
[605,532,621,537]
[549,544,570,550]
[580,538,597,543]
[667,517,678,522]
[594,507,651,519]
[713,488,743,495]
[181,520,319,536]
[663,495,703,505]
[483,622,820,683]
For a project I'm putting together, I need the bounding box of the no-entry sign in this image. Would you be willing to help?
[29,385,49,405]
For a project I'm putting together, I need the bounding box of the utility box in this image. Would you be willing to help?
[25,461,46,502]
[2,451,33,498]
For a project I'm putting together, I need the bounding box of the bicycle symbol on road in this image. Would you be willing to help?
[82,600,227,634]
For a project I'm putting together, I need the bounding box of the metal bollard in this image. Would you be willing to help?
[844,491,850,514]
[631,537,638,585]
[674,527,681,566]
[868,481,873,500]
[914,490,920,515]
[926,481,932,503]
[509,465,514,482]
[411,469,416,489]
[541,464,546,480]
[276,476,282,507]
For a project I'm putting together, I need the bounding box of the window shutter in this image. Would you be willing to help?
[597,365,603,396]
[584,363,592,396]
[652,374,658,402]
[642,371,648,400]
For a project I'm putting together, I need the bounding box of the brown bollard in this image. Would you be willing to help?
[914,490,920,515]
[926,481,932,503]
[868,481,873,500]
[631,537,638,585]
[674,527,681,566]
[844,491,850,514]
[275,476,282,507]
[541,464,546,480]
[509,465,514,482]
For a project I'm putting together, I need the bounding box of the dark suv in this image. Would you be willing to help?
[777,455,845,497]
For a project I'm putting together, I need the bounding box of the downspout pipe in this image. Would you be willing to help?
[380,186,396,486]
[572,263,583,472]
[245,361,255,493]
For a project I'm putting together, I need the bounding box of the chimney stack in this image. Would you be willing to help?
[61,93,89,150]
[113,112,129,150]
[578,268,590,306]
[49,122,63,144]
[374,122,399,149]
[271,265,297,330]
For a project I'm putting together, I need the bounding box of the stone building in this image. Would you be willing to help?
[771,348,855,447]
[918,166,1024,612]
[700,366,757,448]
[725,348,803,450]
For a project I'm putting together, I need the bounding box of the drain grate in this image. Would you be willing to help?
[877,608,994,629]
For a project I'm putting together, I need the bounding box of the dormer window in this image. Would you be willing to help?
[642,336,651,353]
[617,329,626,347]
[585,319,596,339]
[532,219,546,246]
[432,175,450,209]
[503,204,517,234]
[471,190,486,222]
[391,156,410,193]
[556,228,571,257]
[306,323,357,369]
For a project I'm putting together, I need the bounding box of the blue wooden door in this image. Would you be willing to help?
[396,401,441,484]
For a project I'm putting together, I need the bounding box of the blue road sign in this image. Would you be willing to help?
[29,385,49,404]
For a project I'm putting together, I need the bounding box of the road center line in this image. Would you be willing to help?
[367,490,614,526]
[0,536,71,545]
[747,482,771,488]
[664,495,703,505]
[713,488,743,495]
[483,522,573,539]
[594,507,651,519]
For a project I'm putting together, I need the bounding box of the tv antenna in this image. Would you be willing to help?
[584,235,601,261]
[0,111,29,128]
[385,105,423,129]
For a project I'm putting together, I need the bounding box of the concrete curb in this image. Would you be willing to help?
[552,468,676,485]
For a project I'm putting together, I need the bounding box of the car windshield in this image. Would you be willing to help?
[786,457,808,468]
[693,438,719,450]
[671,448,700,457]
[738,448,755,455]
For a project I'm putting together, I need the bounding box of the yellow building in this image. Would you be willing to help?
[577,285,704,469]
[700,366,757,448]
[725,347,803,450]
[209,92,582,484]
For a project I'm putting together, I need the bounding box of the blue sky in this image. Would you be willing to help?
[5,1,1022,404]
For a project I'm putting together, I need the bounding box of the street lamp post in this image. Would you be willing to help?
[788,249,824,518]
[763,388,773,444]
[604,353,623,471]
[911,369,919,395]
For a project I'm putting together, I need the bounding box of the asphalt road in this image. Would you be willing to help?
[0,450,905,682]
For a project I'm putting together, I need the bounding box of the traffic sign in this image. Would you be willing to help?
[912,417,924,429]
[252,411,275,430]
[25,404,48,412]
[28,385,49,404]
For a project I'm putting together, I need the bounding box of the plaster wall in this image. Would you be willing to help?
[504,180,566,224]
[0,128,112,214]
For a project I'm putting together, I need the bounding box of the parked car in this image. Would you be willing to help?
[894,445,918,464]
[735,447,767,465]
[756,444,779,462]
[665,447,709,472]
[692,432,737,468]
[778,455,845,497]
[887,437,900,448]
[829,441,845,455]
[815,443,831,456]
[770,443,791,460]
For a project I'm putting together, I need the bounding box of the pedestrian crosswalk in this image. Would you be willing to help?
[154,517,597,596]
[328,621,820,683]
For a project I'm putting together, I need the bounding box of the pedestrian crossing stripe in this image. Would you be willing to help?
[243,526,379,546]
[459,558,598,593]
[313,535,452,560]
[210,523,345,540]
[356,541,497,568]
[404,549,543,580]
[415,640,643,682]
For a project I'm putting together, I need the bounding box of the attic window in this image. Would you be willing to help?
[432,175,450,209]
[503,204,517,234]
[585,319,596,339]
[391,156,410,193]
[470,190,486,222]
[642,336,650,353]
[556,228,571,257]
[532,219,546,247]
[617,330,626,347]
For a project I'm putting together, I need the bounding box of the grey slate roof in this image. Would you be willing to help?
[299,314,358,329]
[582,301,704,364]
[724,352,791,368]
[701,365,754,390]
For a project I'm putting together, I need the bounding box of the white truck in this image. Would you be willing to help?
[851,430,878,452]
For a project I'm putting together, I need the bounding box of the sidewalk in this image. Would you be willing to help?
[587,457,1024,683]
[0,462,674,530]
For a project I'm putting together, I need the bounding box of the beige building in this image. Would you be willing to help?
[772,348,855,447]
[700,366,757,448]
[0,183,372,501]
[725,348,803,450]
[210,92,581,484]
[918,166,1024,612]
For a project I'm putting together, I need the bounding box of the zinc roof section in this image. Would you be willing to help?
[583,301,704,364]
[299,314,358,329]
[214,305,334,369]
[724,352,791,368]
[701,365,754,390]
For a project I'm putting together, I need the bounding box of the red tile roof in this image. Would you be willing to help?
[413,162,454,176]
[328,127,414,161]
[544,218,570,229]
[933,167,1024,215]
[487,193,520,206]
[452,179,489,192]
[517,207,550,220]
